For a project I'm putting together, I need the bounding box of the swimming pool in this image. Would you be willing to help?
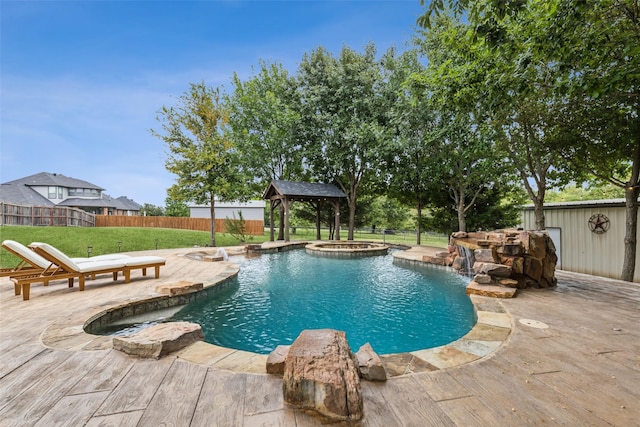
[169,249,475,355]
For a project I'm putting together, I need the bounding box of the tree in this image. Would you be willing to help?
[139,203,164,216]
[383,49,440,244]
[164,196,189,217]
[544,1,640,281]
[414,14,571,231]
[151,82,247,247]
[227,61,303,240]
[435,115,504,232]
[425,185,525,234]
[421,0,640,281]
[297,44,390,240]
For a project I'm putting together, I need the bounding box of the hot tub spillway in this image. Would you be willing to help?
[305,241,389,258]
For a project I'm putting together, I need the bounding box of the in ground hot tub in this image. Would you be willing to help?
[305,241,389,258]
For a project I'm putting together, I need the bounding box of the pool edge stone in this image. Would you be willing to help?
[40,243,514,378]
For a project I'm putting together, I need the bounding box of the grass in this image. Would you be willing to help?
[0,225,448,268]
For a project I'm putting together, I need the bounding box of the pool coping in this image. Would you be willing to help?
[38,243,513,377]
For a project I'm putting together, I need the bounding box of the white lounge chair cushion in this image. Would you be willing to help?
[2,240,52,269]
[29,242,128,273]
[75,259,127,274]
[121,256,166,267]
[73,254,131,263]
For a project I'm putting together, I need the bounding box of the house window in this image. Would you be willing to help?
[48,186,57,199]
[58,187,63,199]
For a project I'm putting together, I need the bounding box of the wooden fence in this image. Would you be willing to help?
[0,202,96,227]
[0,202,263,234]
[95,215,265,235]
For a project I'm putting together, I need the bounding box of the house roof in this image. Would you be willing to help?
[263,180,347,200]
[0,183,54,206]
[0,172,139,211]
[3,172,104,191]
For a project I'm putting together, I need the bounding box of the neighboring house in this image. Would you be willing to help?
[522,198,640,282]
[0,172,141,216]
[189,200,266,221]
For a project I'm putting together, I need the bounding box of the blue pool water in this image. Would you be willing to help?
[170,250,475,355]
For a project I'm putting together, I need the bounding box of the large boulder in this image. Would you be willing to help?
[282,329,363,422]
[112,322,203,359]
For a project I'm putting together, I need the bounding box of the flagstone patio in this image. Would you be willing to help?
[0,244,638,425]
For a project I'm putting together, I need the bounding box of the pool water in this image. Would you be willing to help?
[169,250,475,355]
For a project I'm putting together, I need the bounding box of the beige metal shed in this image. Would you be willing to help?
[522,199,640,282]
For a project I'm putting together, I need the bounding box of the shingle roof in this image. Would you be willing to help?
[3,172,104,190]
[58,194,140,211]
[263,180,347,199]
[0,183,54,206]
[116,196,142,210]
[0,172,139,211]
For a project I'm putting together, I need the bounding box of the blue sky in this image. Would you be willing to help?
[1,0,425,206]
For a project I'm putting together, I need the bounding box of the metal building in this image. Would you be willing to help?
[522,199,640,282]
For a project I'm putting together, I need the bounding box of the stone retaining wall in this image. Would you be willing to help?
[423,229,557,297]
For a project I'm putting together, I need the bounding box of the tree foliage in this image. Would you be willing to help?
[151,82,247,246]
[164,196,189,217]
[419,0,640,280]
[297,44,391,240]
[139,203,164,217]
[228,61,303,186]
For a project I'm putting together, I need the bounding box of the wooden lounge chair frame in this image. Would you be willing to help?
[9,242,165,300]
[1,240,54,278]
[1,240,136,298]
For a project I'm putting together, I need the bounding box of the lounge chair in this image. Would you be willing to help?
[1,240,134,295]
[10,242,165,300]
[1,240,57,290]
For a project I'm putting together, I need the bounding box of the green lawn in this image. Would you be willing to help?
[0,225,447,268]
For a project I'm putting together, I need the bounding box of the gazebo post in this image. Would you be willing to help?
[269,200,276,242]
[333,201,341,241]
[284,196,290,242]
[316,200,322,240]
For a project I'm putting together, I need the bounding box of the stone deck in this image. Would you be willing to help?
[0,243,638,425]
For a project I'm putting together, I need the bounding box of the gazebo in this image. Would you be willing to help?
[262,180,347,242]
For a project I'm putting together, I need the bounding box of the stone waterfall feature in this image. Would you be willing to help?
[423,229,558,298]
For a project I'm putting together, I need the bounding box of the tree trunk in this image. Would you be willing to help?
[348,200,356,240]
[209,196,216,247]
[621,187,638,281]
[457,197,466,232]
[533,198,546,230]
[621,143,640,282]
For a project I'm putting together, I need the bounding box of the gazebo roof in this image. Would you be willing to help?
[263,180,347,201]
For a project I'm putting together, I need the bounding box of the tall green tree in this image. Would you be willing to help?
[415,14,570,231]
[228,61,303,185]
[227,61,303,240]
[421,0,640,281]
[384,49,439,244]
[543,1,640,281]
[412,18,510,233]
[151,82,246,247]
[297,44,390,240]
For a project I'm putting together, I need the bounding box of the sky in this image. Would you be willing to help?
[1,0,426,207]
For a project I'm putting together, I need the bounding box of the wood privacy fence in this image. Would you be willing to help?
[1,203,96,227]
[96,215,265,235]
